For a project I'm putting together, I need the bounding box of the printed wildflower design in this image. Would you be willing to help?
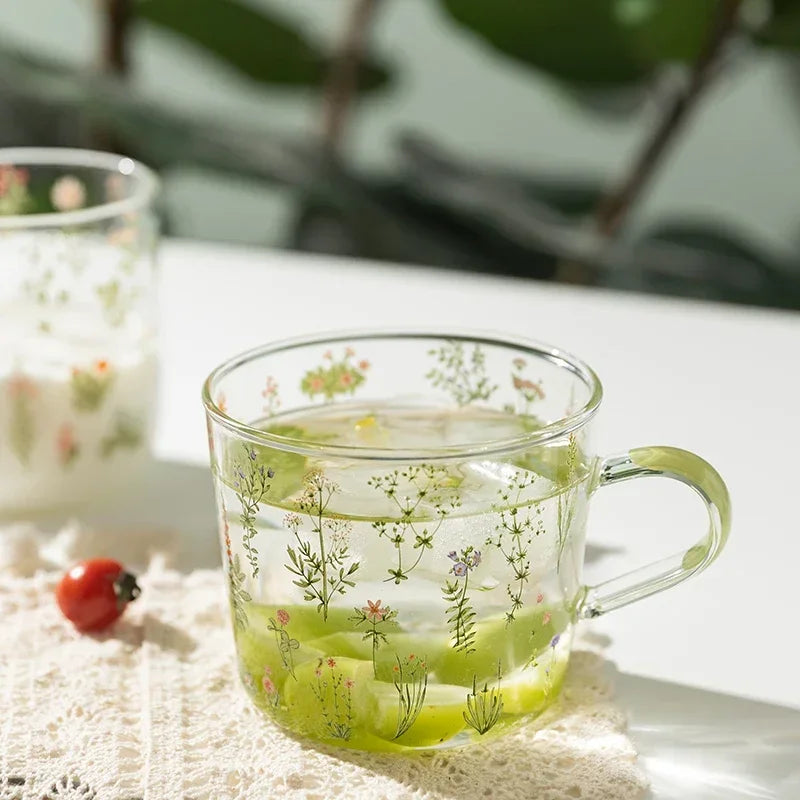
[392,654,429,739]
[261,666,280,709]
[300,348,369,401]
[426,341,497,406]
[233,445,274,579]
[7,374,37,465]
[267,609,300,679]
[284,471,359,619]
[70,360,114,412]
[99,413,143,458]
[442,546,482,654]
[261,375,280,416]
[56,423,79,467]
[544,633,562,698]
[220,492,251,633]
[505,357,545,415]
[50,175,86,212]
[238,659,256,694]
[311,657,355,740]
[368,465,461,583]
[350,599,399,677]
[556,432,580,571]
[463,663,504,735]
[96,278,139,328]
[487,472,544,624]
[0,164,32,215]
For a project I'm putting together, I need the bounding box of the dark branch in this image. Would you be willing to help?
[592,0,743,238]
[321,0,380,153]
[100,0,132,76]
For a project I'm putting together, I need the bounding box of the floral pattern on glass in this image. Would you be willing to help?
[392,653,429,739]
[7,374,37,466]
[442,547,481,654]
[300,348,369,401]
[311,657,355,741]
[267,609,300,679]
[350,599,398,677]
[368,465,462,584]
[487,472,544,624]
[463,663,504,735]
[284,471,359,619]
[426,341,497,406]
[232,446,274,579]
[56,423,80,467]
[261,376,280,416]
[70,360,114,412]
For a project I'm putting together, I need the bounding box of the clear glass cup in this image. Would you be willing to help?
[203,331,730,752]
[0,148,159,516]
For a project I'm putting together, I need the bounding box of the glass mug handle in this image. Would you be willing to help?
[578,446,731,619]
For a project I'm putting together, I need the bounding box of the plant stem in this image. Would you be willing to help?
[591,0,743,239]
[316,486,329,619]
[321,0,380,153]
[101,0,132,76]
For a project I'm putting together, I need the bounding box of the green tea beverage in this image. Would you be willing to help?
[205,333,729,753]
[217,403,587,752]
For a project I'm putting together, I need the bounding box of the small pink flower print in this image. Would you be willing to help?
[512,357,526,370]
[50,175,86,212]
[314,667,323,678]
[276,608,290,627]
[537,592,544,604]
[339,371,354,388]
[217,392,227,414]
[358,360,370,371]
[108,225,137,248]
[323,350,333,360]
[393,664,400,673]
[0,165,28,195]
[327,657,337,669]
[513,375,545,397]
[56,423,78,466]
[542,611,551,625]
[344,678,355,689]
[95,359,110,374]
[408,654,415,661]
[263,665,272,676]
[345,347,355,358]
[309,376,325,393]
[362,599,386,622]
[261,376,278,397]
[262,676,276,695]
[7,374,36,398]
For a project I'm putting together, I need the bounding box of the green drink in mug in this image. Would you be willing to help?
[203,331,729,752]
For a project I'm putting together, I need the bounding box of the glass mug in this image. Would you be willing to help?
[0,148,159,517]
[203,331,730,752]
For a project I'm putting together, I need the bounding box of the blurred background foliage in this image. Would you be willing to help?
[1,0,799,308]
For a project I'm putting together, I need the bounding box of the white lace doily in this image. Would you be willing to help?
[0,523,648,800]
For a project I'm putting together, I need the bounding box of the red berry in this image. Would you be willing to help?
[56,558,140,633]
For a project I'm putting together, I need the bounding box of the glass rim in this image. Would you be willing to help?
[202,329,603,462]
[0,147,159,229]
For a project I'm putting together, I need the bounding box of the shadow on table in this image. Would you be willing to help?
[36,458,220,572]
[325,662,800,800]
[621,672,800,800]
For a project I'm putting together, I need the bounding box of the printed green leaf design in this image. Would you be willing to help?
[284,470,359,619]
[442,546,482,654]
[392,653,429,739]
[232,445,274,579]
[350,599,399,678]
[228,553,252,634]
[7,375,37,465]
[70,362,114,412]
[426,341,497,406]
[463,663,504,735]
[100,413,143,458]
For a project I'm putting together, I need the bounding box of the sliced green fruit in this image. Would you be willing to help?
[307,630,450,682]
[362,678,467,747]
[436,604,570,686]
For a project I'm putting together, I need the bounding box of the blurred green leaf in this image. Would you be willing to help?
[437,0,721,87]
[757,0,800,51]
[137,0,390,90]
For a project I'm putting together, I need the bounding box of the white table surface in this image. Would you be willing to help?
[155,239,800,719]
